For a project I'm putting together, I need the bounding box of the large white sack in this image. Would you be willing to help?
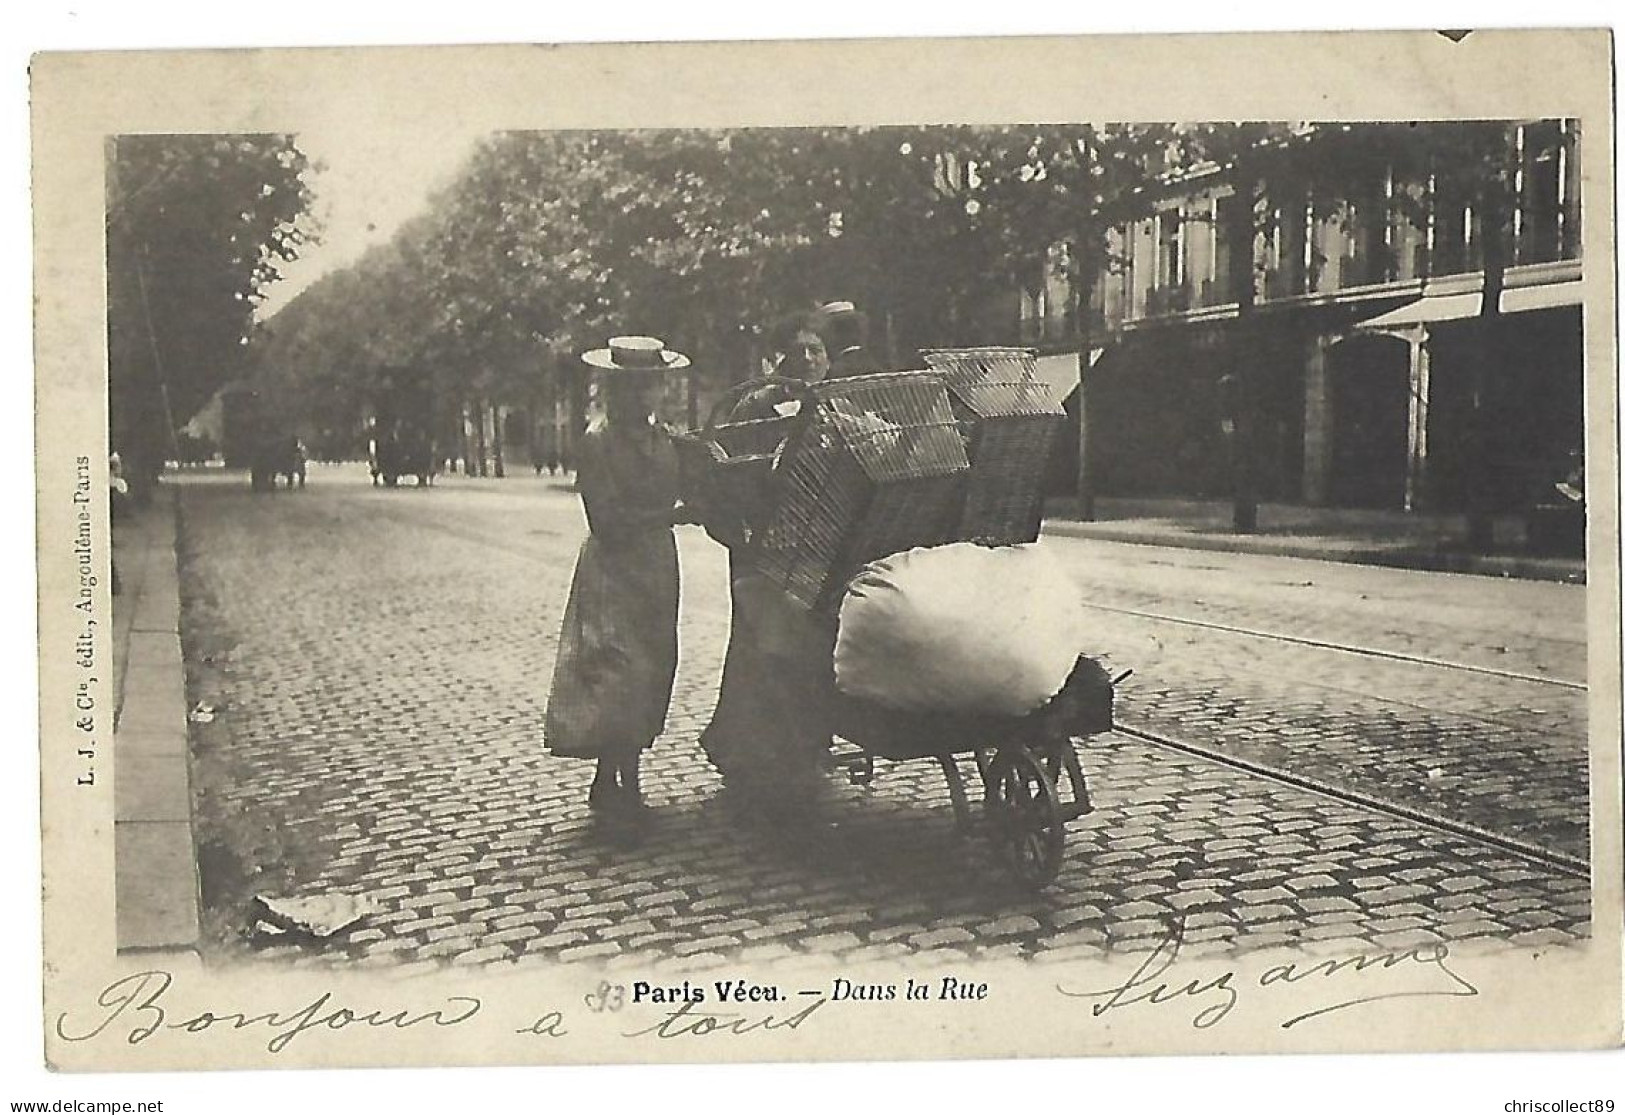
[834,542,1082,717]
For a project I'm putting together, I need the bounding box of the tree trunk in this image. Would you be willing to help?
[492,403,506,479]
[1466,179,1508,552]
[1073,241,1100,521]
[475,400,491,477]
[525,391,538,472]
[1074,349,1096,521]
[1227,181,1260,534]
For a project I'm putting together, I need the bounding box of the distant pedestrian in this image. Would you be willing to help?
[109,453,129,595]
[544,336,694,818]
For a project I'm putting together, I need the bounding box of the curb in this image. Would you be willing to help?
[1041,520,1586,585]
[112,488,202,954]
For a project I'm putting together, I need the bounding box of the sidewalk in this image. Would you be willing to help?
[110,489,201,953]
[1044,496,1587,584]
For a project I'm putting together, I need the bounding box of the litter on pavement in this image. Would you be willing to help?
[250,893,380,941]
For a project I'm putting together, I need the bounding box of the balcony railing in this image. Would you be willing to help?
[1144,283,1193,317]
[1262,268,1301,301]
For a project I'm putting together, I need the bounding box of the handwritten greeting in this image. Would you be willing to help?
[1057,913,1478,1029]
[55,971,484,1055]
[53,927,1482,1063]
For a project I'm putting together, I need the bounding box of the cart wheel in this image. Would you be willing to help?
[987,746,1065,888]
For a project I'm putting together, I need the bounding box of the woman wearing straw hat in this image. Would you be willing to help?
[544,336,692,815]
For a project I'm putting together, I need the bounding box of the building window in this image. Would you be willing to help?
[1157,209,1185,301]
[1203,196,1219,305]
[1212,193,1236,304]
[1518,120,1565,265]
[1390,174,1428,281]
[1259,193,1306,299]
[1018,285,1041,343]
[1430,183,1482,276]
[1343,193,1391,286]
[1130,218,1156,319]
[1101,224,1129,325]
[1560,119,1581,260]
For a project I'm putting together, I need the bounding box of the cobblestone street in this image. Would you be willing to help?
[175,466,1592,971]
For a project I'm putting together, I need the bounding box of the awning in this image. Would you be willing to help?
[1360,280,1584,331]
[1032,348,1104,403]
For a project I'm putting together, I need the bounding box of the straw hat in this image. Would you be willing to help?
[581,335,691,373]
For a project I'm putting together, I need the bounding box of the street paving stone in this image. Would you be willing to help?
[173,472,1591,970]
[1064,554,1589,862]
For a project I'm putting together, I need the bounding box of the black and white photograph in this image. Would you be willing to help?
[28,26,1621,1092]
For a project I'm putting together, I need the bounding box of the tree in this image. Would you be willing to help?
[1184,121,1527,544]
[1396,121,1522,550]
[948,124,1178,514]
[1175,123,1311,532]
[106,134,317,490]
[254,123,1171,484]
[261,128,858,462]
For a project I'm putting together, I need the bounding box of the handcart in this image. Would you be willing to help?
[829,654,1116,889]
[679,365,1114,888]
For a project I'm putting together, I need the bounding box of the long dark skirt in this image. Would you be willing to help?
[700,564,837,794]
[544,530,679,759]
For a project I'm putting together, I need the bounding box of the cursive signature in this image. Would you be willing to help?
[1058,913,1478,1029]
[56,970,482,1055]
[623,995,826,1039]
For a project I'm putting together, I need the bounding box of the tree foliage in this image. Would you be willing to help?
[255,124,1184,452]
[107,133,317,480]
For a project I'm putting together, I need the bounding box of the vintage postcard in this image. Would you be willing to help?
[32,29,1621,1076]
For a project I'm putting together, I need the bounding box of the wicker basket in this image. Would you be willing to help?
[920,347,1066,544]
[675,378,813,548]
[753,371,971,613]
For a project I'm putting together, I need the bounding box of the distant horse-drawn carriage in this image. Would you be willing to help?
[367,366,438,488]
[250,434,306,492]
[370,425,436,488]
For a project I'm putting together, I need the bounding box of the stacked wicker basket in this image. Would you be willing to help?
[679,349,1063,614]
[754,371,970,612]
[920,347,1066,545]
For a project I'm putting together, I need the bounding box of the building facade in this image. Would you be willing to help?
[1021,121,1584,515]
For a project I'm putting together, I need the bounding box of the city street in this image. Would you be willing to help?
[174,465,1591,970]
